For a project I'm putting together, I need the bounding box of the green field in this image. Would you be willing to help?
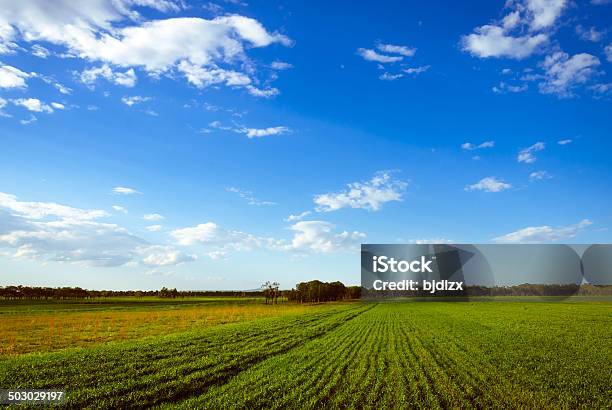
[1,298,611,408]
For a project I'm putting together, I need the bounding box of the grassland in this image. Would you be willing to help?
[1,298,610,408]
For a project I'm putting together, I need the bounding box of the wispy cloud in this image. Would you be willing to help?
[494,219,592,243]
[461,141,495,150]
[226,187,276,206]
[112,186,141,195]
[529,170,553,181]
[518,142,545,163]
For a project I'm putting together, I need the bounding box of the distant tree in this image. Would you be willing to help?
[261,281,280,304]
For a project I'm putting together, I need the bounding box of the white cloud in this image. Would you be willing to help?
[140,245,195,267]
[461,25,547,59]
[409,238,454,244]
[0,192,193,268]
[121,95,151,106]
[171,219,364,257]
[493,219,592,243]
[529,170,553,181]
[403,65,430,75]
[460,0,568,59]
[379,72,403,81]
[286,221,365,253]
[465,177,512,192]
[576,25,605,42]
[538,52,601,97]
[605,43,612,62]
[525,0,567,31]
[356,48,403,63]
[145,224,162,232]
[0,64,30,88]
[112,186,141,195]
[112,205,128,213]
[0,2,291,95]
[284,211,311,222]
[226,187,276,206]
[237,126,291,139]
[461,141,495,150]
[51,102,65,110]
[314,171,407,212]
[376,43,416,57]
[557,139,572,145]
[0,192,108,221]
[81,65,137,87]
[143,213,164,221]
[31,44,50,58]
[20,115,37,125]
[171,222,270,254]
[518,141,545,163]
[589,82,612,95]
[492,81,528,93]
[270,61,292,70]
[11,98,55,113]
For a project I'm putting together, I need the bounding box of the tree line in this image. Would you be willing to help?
[1,283,610,301]
[285,280,362,303]
[0,285,267,300]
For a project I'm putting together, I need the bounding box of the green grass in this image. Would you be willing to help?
[1,300,610,409]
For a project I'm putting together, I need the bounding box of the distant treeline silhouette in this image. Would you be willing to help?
[286,280,362,303]
[0,286,266,300]
[0,283,610,300]
[363,283,612,298]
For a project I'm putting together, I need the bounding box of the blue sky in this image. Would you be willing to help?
[0,0,611,290]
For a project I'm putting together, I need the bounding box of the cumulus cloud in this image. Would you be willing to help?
[80,65,137,87]
[226,187,276,206]
[11,98,55,113]
[0,1,291,95]
[140,245,195,266]
[462,25,547,59]
[461,0,567,59]
[171,222,276,256]
[461,141,495,150]
[493,219,592,243]
[112,186,141,195]
[518,141,545,163]
[314,172,407,212]
[538,52,601,97]
[171,219,364,257]
[0,192,193,267]
[286,221,365,253]
[465,177,512,192]
[0,63,30,88]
